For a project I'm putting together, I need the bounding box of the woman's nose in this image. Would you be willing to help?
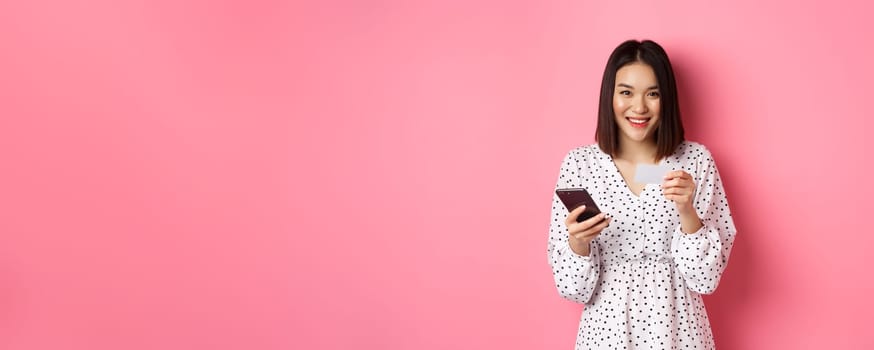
[632,98,648,114]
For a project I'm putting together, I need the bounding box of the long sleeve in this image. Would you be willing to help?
[547,150,601,304]
[670,150,737,295]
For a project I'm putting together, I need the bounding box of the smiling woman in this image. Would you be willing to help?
[614,64,661,137]
[597,40,685,161]
[547,40,737,349]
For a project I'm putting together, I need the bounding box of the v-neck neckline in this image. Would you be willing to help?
[607,156,646,198]
[603,152,667,199]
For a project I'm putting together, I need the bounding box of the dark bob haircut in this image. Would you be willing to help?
[595,39,684,161]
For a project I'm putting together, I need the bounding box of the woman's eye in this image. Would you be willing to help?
[648,91,660,97]
[619,90,631,96]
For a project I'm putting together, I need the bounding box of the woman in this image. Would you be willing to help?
[547,40,736,349]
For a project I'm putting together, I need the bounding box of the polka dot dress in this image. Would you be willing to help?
[547,141,736,349]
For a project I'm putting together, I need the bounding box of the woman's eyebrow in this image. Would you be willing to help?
[616,83,659,90]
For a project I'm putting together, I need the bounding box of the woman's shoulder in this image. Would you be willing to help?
[673,140,714,164]
[563,143,603,163]
[673,140,714,168]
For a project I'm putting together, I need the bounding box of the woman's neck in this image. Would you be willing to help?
[616,138,658,164]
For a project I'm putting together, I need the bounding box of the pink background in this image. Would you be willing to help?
[1,0,872,349]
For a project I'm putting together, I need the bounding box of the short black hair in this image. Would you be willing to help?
[595,39,684,160]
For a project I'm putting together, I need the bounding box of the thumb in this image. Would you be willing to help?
[566,205,587,224]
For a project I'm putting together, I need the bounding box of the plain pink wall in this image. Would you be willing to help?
[1,0,872,349]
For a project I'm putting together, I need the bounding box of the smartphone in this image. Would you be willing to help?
[555,188,602,223]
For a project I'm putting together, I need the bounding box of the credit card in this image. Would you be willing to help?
[634,163,672,184]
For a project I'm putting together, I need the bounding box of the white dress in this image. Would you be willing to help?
[547,141,736,349]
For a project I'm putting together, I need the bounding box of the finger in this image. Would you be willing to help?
[663,177,695,190]
[660,178,682,188]
[662,186,689,196]
[594,216,612,230]
[662,187,689,196]
[579,212,609,229]
[663,170,689,181]
[574,213,609,235]
[573,217,612,240]
[564,205,587,226]
[568,212,606,233]
[664,193,691,202]
[662,170,681,180]
[665,191,694,202]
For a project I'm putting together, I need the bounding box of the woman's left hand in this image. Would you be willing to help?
[661,170,696,213]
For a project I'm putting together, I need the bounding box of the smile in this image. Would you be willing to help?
[626,117,651,128]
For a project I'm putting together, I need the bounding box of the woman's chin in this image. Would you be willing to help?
[623,132,654,143]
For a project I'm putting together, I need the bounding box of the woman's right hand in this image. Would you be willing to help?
[564,206,611,256]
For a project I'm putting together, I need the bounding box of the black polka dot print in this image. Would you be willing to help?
[547,141,737,349]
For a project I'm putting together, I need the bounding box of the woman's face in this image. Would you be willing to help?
[613,62,661,145]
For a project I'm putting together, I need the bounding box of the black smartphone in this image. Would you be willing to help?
[555,188,602,223]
